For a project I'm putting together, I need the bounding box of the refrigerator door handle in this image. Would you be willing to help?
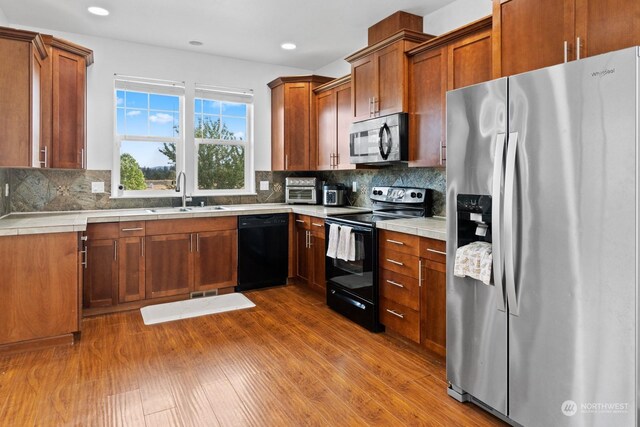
[492,133,507,312]
[504,131,519,316]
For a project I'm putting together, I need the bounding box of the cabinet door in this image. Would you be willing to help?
[335,83,354,170]
[421,259,446,357]
[51,48,86,169]
[0,233,79,345]
[295,225,309,283]
[493,0,574,77]
[351,53,376,122]
[118,236,145,303]
[409,47,447,168]
[575,0,640,58]
[271,84,285,171]
[284,82,310,170]
[145,234,193,298]
[0,38,31,167]
[315,89,336,171]
[448,28,492,90]
[376,42,406,117]
[83,238,118,308]
[309,220,326,293]
[194,230,238,291]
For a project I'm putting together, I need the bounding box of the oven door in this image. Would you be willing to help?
[324,220,375,303]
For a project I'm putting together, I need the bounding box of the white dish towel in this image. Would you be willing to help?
[326,223,340,259]
[453,241,493,286]
[337,225,355,262]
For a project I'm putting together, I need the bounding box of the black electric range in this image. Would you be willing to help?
[324,186,433,331]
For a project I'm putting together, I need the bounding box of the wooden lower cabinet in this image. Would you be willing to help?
[83,217,239,313]
[194,230,238,291]
[118,236,145,303]
[294,215,326,294]
[378,230,447,356]
[83,238,118,308]
[145,233,193,299]
[0,233,79,347]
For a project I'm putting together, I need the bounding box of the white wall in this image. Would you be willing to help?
[423,0,492,36]
[314,57,351,79]
[0,7,9,25]
[18,26,311,171]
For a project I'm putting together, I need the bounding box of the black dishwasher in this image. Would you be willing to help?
[237,214,289,291]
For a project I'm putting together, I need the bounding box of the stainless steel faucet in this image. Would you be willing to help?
[175,171,192,209]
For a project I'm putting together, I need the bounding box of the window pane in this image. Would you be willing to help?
[120,141,176,190]
[116,91,125,107]
[149,110,177,137]
[196,116,223,139]
[124,109,148,135]
[203,99,220,114]
[197,144,245,190]
[194,99,202,114]
[150,94,179,111]
[221,117,246,140]
[222,102,246,117]
[125,91,148,109]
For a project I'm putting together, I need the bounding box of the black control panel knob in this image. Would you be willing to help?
[410,192,416,198]
[417,193,423,198]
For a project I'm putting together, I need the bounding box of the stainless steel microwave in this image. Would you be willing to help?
[349,113,408,165]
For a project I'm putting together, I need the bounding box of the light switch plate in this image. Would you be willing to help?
[352,181,358,192]
[91,182,105,193]
[260,181,269,191]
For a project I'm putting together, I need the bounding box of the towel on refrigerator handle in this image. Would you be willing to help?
[453,241,493,286]
[326,223,340,259]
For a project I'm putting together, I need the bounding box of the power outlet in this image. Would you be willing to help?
[4,183,8,197]
[352,181,358,192]
[91,182,105,193]
[259,181,269,191]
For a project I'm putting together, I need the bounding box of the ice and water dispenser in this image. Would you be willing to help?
[456,194,492,247]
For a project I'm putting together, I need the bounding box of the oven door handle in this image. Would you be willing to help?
[325,220,373,234]
[330,289,366,310]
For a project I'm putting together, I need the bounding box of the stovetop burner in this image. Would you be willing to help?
[327,186,433,227]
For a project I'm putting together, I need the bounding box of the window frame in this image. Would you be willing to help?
[113,77,185,198]
[112,78,255,199]
[192,85,255,196]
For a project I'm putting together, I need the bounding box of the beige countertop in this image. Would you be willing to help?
[0,204,370,237]
[376,216,447,241]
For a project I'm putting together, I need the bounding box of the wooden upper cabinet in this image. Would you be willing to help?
[493,0,639,78]
[408,17,492,168]
[346,31,433,123]
[0,28,47,168]
[314,76,354,171]
[268,75,332,171]
[574,0,640,58]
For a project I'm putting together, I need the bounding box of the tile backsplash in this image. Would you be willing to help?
[1,166,445,216]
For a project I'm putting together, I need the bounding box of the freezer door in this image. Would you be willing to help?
[446,77,508,414]
[507,48,637,426]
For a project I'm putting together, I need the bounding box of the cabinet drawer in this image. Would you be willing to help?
[379,268,419,311]
[379,246,419,278]
[119,221,145,237]
[294,215,310,228]
[86,222,119,240]
[309,217,325,230]
[379,230,419,256]
[420,237,446,263]
[380,298,420,343]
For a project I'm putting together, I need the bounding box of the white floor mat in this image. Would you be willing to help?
[140,293,256,325]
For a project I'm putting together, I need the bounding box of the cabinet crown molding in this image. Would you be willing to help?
[345,29,434,63]
[42,34,94,65]
[408,16,492,57]
[313,74,351,93]
[267,75,333,89]
[0,26,48,59]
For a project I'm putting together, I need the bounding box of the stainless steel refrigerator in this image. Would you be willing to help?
[446,46,639,426]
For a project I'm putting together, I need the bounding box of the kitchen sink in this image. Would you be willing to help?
[144,206,228,214]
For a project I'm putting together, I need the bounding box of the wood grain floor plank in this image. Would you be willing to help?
[145,407,184,427]
[200,378,255,427]
[167,370,220,427]
[100,389,146,427]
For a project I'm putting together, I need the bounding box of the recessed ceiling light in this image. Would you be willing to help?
[281,42,297,50]
[189,40,203,46]
[88,6,109,16]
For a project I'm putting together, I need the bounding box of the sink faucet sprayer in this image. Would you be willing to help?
[175,171,192,209]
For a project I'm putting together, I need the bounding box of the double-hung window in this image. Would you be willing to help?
[114,77,184,196]
[193,85,253,194]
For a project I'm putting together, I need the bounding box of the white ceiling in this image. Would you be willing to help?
[0,0,457,70]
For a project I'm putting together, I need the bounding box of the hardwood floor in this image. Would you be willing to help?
[0,285,505,426]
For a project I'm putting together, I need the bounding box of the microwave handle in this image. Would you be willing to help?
[378,123,392,160]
